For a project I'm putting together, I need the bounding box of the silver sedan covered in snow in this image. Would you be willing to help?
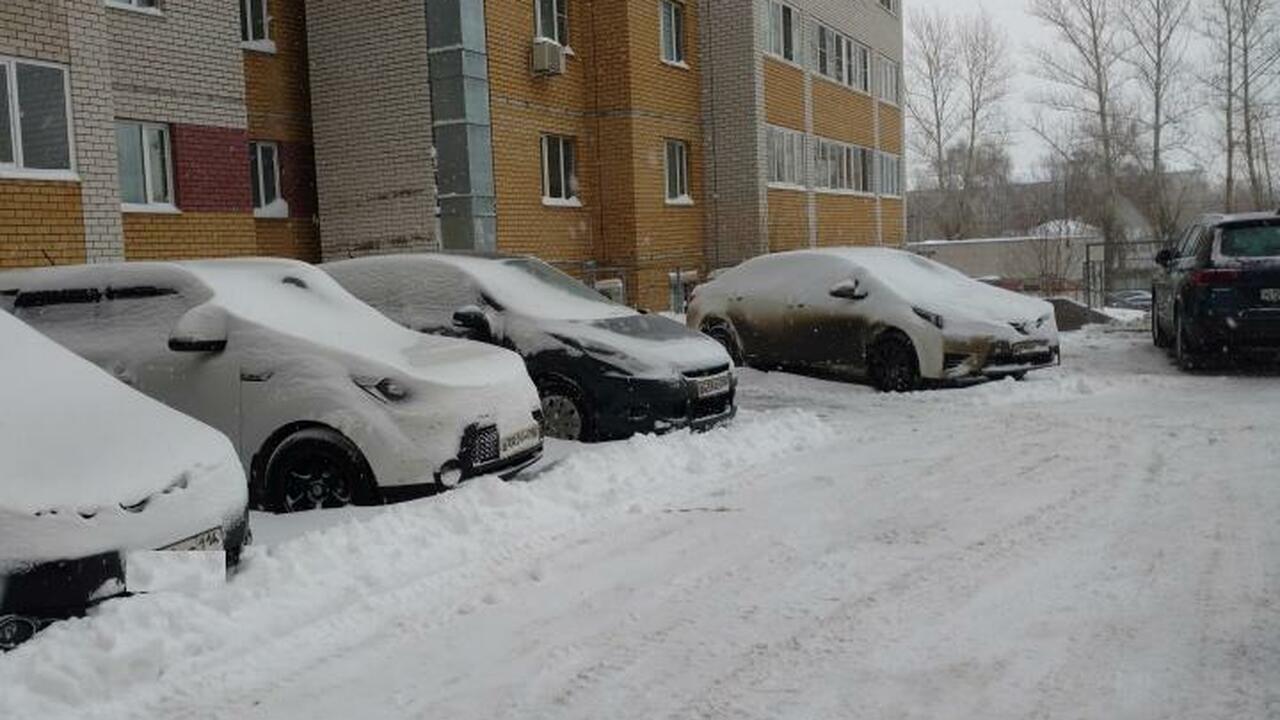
[688,248,1060,391]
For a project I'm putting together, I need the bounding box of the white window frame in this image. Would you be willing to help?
[766,0,799,64]
[250,140,289,218]
[877,0,899,16]
[240,0,276,53]
[541,134,580,206]
[0,57,77,181]
[811,22,870,94]
[877,55,901,105]
[664,139,692,205]
[766,125,805,188]
[660,0,687,67]
[877,152,903,197]
[535,0,569,46]
[812,137,874,195]
[105,0,162,16]
[117,120,176,213]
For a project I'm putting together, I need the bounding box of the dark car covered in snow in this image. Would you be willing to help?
[0,311,248,651]
[324,254,737,442]
[1153,212,1280,368]
[688,248,1060,392]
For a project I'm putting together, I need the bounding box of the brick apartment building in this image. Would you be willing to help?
[0,0,902,311]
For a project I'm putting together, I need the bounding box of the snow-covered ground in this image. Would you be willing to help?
[3,324,1278,720]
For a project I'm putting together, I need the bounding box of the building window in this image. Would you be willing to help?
[665,139,690,203]
[766,0,797,62]
[107,0,159,10]
[878,0,899,15]
[812,23,870,93]
[0,58,73,174]
[852,43,871,93]
[877,153,902,196]
[536,0,568,45]
[116,121,173,208]
[541,134,578,203]
[661,0,685,65]
[240,0,269,43]
[767,125,804,186]
[878,56,901,104]
[813,138,873,193]
[250,141,288,217]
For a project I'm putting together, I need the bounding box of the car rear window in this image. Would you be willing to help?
[1221,223,1280,258]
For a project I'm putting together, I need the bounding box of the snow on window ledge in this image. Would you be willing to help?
[767,182,807,193]
[254,198,290,219]
[241,39,278,55]
[542,196,583,208]
[665,195,695,207]
[122,202,181,215]
[104,2,163,17]
[0,168,79,183]
[661,59,690,71]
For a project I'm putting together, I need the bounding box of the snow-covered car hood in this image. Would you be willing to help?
[0,312,247,571]
[539,313,732,378]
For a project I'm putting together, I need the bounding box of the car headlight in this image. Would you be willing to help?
[913,307,945,329]
[353,376,411,403]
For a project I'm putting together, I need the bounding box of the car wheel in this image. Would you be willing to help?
[870,331,921,392]
[538,380,590,441]
[703,321,744,366]
[264,428,373,513]
[1175,310,1197,371]
[0,615,44,652]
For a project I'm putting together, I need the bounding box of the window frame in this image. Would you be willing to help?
[877,152,903,197]
[877,54,901,105]
[540,134,580,206]
[877,0,900,16]
[116,120,176,213]
[660,0,687,67]
[239,0,276,53]
[535,0,569,46]
[811,137,874,195]
[0,56,76,180]
[766,0,799,64]
[250,140,289,218]
[104,0,161,15]
[664,138,692,204]
[766,125,806,188]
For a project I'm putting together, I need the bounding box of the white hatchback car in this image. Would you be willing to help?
[1,310,248,649]
[1,259,543,513]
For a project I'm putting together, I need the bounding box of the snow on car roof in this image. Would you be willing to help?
[0,311,244,565]
[327,254,635,321]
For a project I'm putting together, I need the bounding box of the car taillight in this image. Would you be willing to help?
[1191,268,1241,286]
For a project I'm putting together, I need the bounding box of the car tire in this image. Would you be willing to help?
[263,428,374,513]
[703,320,744,366]
[1174,309,1197,371]
[537,379,591,442]
[870,331,921,392]
[1152,291,1171,348]
[0,615,44,652]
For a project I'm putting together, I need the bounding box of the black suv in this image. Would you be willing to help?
[1153,212,1280,368]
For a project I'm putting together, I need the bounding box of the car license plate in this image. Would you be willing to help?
[1013,340,1046,354]
[501,425,541,455]
[160,527,223,552]
[694,372,732,398]
[1261,288,1280,303]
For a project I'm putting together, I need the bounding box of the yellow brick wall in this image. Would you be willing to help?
[0,182,86,268]
[881,198,904,245]
[767,188,808,252]
[764,58,805,131]
[813,82,875,148]
[123,213,257,260]
[816,194,878,247]
[244,0,313,142]
[878,102,903,155]
[255,218,320,261]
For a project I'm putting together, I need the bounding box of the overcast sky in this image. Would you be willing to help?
[903,0,1059,180]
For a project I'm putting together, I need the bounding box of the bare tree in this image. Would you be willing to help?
[1235,0,1280,209]
[1030,0,1129,285]
[1202,0,1238,210]
[1121,0,1193,239]
[905,8,960,194]
[955,10,1015,231]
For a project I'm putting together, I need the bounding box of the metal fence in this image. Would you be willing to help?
[1082,240,1165,309]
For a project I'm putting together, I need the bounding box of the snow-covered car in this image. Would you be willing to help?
[323,254,736,441]
[0,259,543,513]
[1,311,248,650]
[688,248,1060,391]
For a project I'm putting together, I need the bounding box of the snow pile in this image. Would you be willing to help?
[0,312,245,568]
[0,409,833,718]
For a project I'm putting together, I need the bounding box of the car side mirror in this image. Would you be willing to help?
[169,303,228,353]
[829,279,869,301]
[1155,248,1174,267]
[452,305,492,341]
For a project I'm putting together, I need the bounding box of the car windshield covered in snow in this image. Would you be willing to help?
[499,258,614,305]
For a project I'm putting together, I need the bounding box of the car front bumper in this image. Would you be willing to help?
[591,373,737,441]
[943,341,1061,380]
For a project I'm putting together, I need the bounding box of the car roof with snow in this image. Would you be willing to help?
[0,310,244,567]
[325,253,635,321]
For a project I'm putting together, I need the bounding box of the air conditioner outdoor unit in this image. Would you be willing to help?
[531,38,566,75]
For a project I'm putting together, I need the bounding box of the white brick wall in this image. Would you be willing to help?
[306,0,437,259]
[71,1,125,262]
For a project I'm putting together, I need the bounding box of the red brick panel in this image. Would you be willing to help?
[171,124,253,213]
[279,141,318,219]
